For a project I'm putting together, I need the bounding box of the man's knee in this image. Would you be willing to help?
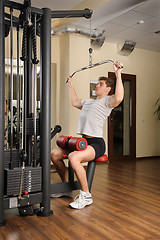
[51,148,61,163]
[68,152,79,169]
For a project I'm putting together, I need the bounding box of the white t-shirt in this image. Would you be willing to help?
[77,96,113,138]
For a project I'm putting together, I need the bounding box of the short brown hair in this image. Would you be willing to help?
[98,76,114,95]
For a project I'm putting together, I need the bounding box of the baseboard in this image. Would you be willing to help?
[136,156,160,161]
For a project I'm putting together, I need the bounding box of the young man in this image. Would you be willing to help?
[51,61,124,209]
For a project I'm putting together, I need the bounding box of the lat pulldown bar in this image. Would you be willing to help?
[69,59,124,78]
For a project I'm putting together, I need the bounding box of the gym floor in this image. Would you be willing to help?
[1,158,160,240]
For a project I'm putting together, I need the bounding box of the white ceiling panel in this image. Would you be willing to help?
[133,17,160,33]
[108,28,149,42]
[76,0,147,28]
[98,22,127,36]
[155,13,160,18]
[133,0,160,16]
[110,10,150,27]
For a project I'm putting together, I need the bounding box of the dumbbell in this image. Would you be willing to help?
[56,136,87,151]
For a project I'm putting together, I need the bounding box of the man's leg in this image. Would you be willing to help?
[68,146,95,209]
[51,147,69,182]
[68,146,95,192]
[51,147,73,198]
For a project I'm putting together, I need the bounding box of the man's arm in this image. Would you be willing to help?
[108,61,124,108]
[67,76,82,109]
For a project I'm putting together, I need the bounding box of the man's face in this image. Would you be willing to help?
[96,80,110,97]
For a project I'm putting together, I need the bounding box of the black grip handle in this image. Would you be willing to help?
[51,125,62,140]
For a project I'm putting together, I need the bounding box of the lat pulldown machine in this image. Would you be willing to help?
[0,0,92,226]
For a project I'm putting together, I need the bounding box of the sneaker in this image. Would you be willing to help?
[69,190,93,209]
[50,191,73,198]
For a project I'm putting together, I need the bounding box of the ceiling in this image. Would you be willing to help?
[14,0,160,52]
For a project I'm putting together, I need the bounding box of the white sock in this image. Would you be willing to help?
[80,190,91,196]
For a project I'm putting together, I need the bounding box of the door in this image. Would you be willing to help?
[108,73,136,161]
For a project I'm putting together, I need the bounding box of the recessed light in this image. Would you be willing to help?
[137,20,144,24]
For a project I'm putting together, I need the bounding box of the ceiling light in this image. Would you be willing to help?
[137,20,144,24]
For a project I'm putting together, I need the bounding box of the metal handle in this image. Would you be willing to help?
[69,59,114,78]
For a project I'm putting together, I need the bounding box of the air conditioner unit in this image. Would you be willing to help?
[117,41,136,56]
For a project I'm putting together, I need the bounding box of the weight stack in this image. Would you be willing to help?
[26,118,40,136]
[4,149,20,169]
[4,166,42,196]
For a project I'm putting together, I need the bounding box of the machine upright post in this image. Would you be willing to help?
[26,28,33,166]
[39,8,53,216]
[0,0,6,226]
